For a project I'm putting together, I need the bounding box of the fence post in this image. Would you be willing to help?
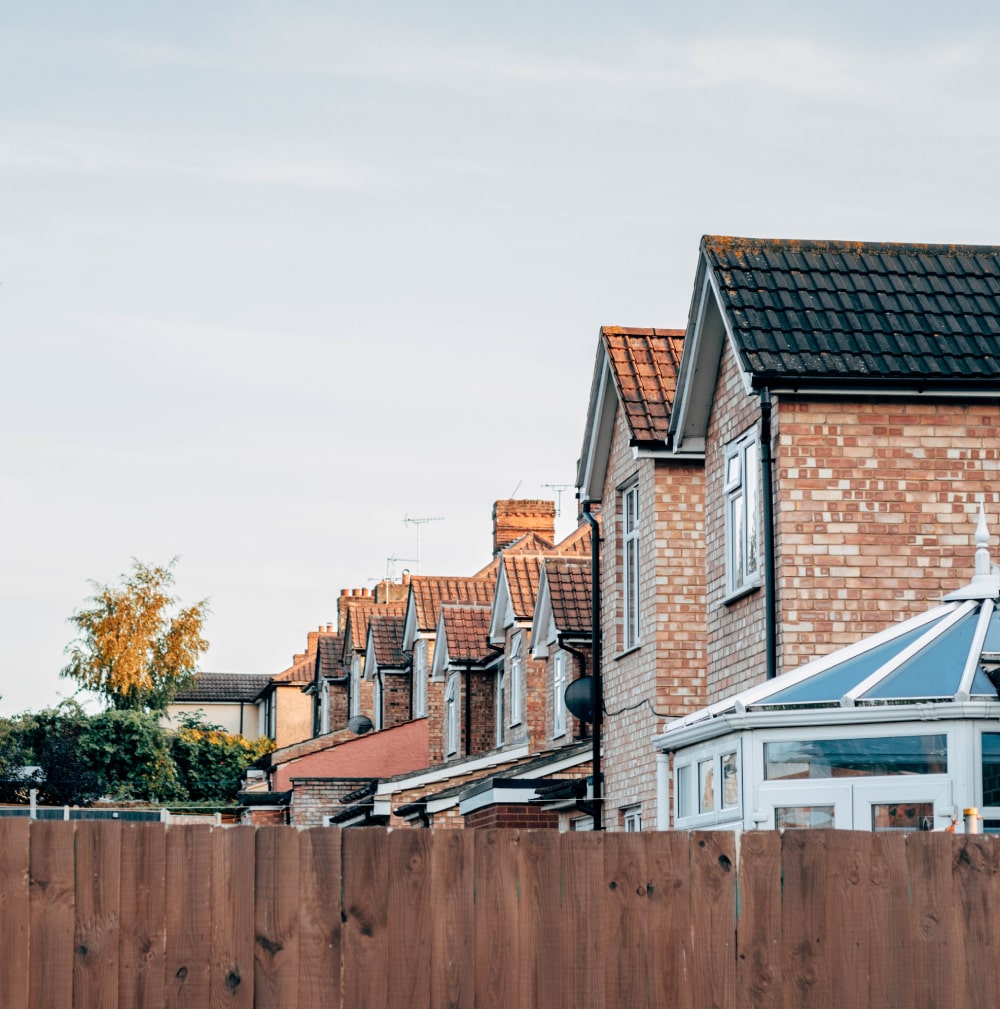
[29,788,36,820]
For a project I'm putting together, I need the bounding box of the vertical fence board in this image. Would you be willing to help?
[644,831,693,1009]
[868,832,912,1009]
[210,825,254,1009]
[780,831,830,1009]
[342,828,389,1009]
[387,829,434,1008]
[955,835,999,1006]
[254,824,302,1009]
[430,828,474,1009]
[74,820,122,1009]
[690,831,738,1009]
[517,830,562,1009]
[297,827,342,1009]
[735,830,781,1009]
[560,831,604,1009]
[0,818,31,1009]
[908,832,962,1007]
[603,831,650,1009]
[29,820,76,1009]
[165,825,213,1009]
[119,822,166,1009]
[474,830,521,1009]
[821,830,869,1009]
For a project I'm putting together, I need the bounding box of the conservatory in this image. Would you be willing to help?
[654,509,1000,834]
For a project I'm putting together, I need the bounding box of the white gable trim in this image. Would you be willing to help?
[576,342,618,503]
[488,560,514,645]
[530,564,556,659]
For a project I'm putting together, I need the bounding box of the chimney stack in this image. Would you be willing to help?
[492,499,556,556]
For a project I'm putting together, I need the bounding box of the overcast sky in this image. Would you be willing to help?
[3,2,999,716]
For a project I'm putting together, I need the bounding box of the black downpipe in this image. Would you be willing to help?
[760,389,777,680]
[582,503,603,829]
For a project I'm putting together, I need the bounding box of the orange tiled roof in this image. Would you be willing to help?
[602,326,684,444]
[409,575,495,632]
[503,554,545,621]
[268,656,314,686]
[544,557,592,635]
[440,604,495,664]
[369,613,407,668]
[317,634,345,679]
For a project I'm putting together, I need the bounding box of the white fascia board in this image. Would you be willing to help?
[703,264,755,398]
[632,445,673,460]
[460,785,541,816]
[529,567,554,658]
[488,562,511,645]
[401,595,417,650]
[429,610,449,680]
[669,264,710,450]
[375,744,531,798]
[512,748,591,779]
[577,343,614,502]
[363,634,377,681]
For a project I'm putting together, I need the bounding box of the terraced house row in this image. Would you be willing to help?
[174,235,1000,833]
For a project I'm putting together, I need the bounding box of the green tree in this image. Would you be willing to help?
[171,713,274,802]
[61,558,209,712]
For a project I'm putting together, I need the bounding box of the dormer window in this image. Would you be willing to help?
[445,673,458,756]
[553,650,567,738]
[724,430,760,597]
[413,639,427,717]
[509,631,523,726]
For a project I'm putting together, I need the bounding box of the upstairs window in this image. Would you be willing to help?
[553,650,567,737]
[622,482,640,649]
[445,674,458,756]
[495,667,506,747]
[351,656,361,718]
[373,674,383,731]
[509,631,523,726]
[413,639,427,717]
[724,431,760,597]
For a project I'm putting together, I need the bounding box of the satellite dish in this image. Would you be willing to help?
[564,676,594,723]
[347,715,374,735]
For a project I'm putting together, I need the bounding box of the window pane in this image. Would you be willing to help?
[983,733,1000,806]
[744,441,758,576]
[730,492,744,587]
[726,454,741,487]
[677,764,693,818]
[871,802,934,832]
[764,735,947,780]
[699,759,714,813]
[721,751,739,809]
[775,805,836,829]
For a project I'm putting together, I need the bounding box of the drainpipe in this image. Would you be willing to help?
[760,388,777,680]
[582,502,603,829]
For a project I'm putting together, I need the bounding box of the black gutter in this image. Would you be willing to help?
[760,388,777,680]
[581,503,603,829]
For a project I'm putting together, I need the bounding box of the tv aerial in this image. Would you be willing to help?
[402,515,444,573]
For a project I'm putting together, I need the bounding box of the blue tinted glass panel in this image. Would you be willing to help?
[980,609,1000,654]
[971,665,998,696]
[764,734,947,780]
[864,611,979,700]
[763,623,941,705]
[982,733,1000,807]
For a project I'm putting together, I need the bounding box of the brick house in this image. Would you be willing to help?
[363,611,410,730]
[655,236,1000,828]
[575,326,706,830]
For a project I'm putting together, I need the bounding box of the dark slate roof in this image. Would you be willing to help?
[702,236,1000,387]
[173,672,272,703]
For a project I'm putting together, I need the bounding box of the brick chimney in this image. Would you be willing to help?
[492,499,556,555]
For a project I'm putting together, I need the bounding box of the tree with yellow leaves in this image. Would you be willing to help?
[62,559,209,712]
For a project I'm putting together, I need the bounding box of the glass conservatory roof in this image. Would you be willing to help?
[665,507,1000,735]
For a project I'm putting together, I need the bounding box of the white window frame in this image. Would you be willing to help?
[724,429,760,599]
[373,673,383,731]
[445,673,458,756]
[622,805,642,832]
[413,639,427,717]
[552,650,567,738]
[622,481,641,649]
[320,681,330,735]
[673,739,743,829]
[495,667,505,747]
[509,631,523,727]
[351,656,361,718]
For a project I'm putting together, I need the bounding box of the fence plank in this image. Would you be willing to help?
[165,824,213,1009]
[254,824,302,1009]
[430,828,474,1009]
[908,832,962,1007]
[955,834,1000,1007]
[644,831,693,1009]
[780,831,832,1009]
[867,832,912,1009]
[210,825,254,1009]
[342,828,389,1009]
[387,829,434,1008]
[735,831,781,1009]
[29,820,76,1009]
[119,822,167,1009]
[297,827,342,1009]
[474,829,521,1009]
[821,830,869,1009]
[518,830,562,1009]
[560,832,604,1009]
[74,820,123,1009]
[690,831,738,1009]
[0,818,30,1009]
[603,830,650,1009]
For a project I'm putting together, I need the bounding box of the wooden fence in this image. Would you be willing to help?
[2,820,999,1009]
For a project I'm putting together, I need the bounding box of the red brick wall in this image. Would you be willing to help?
[290,777,376,827]
[493,499,556,554]
[598,407,706,829]
[380,672,411,729]
[464,804,560,829]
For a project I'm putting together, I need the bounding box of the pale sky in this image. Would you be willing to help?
[3,2,1000,716]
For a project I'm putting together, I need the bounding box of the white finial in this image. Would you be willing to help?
[976,502,991,577]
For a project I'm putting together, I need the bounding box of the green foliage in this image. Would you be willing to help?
[61,558,209,712]
[171,712,274,802]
